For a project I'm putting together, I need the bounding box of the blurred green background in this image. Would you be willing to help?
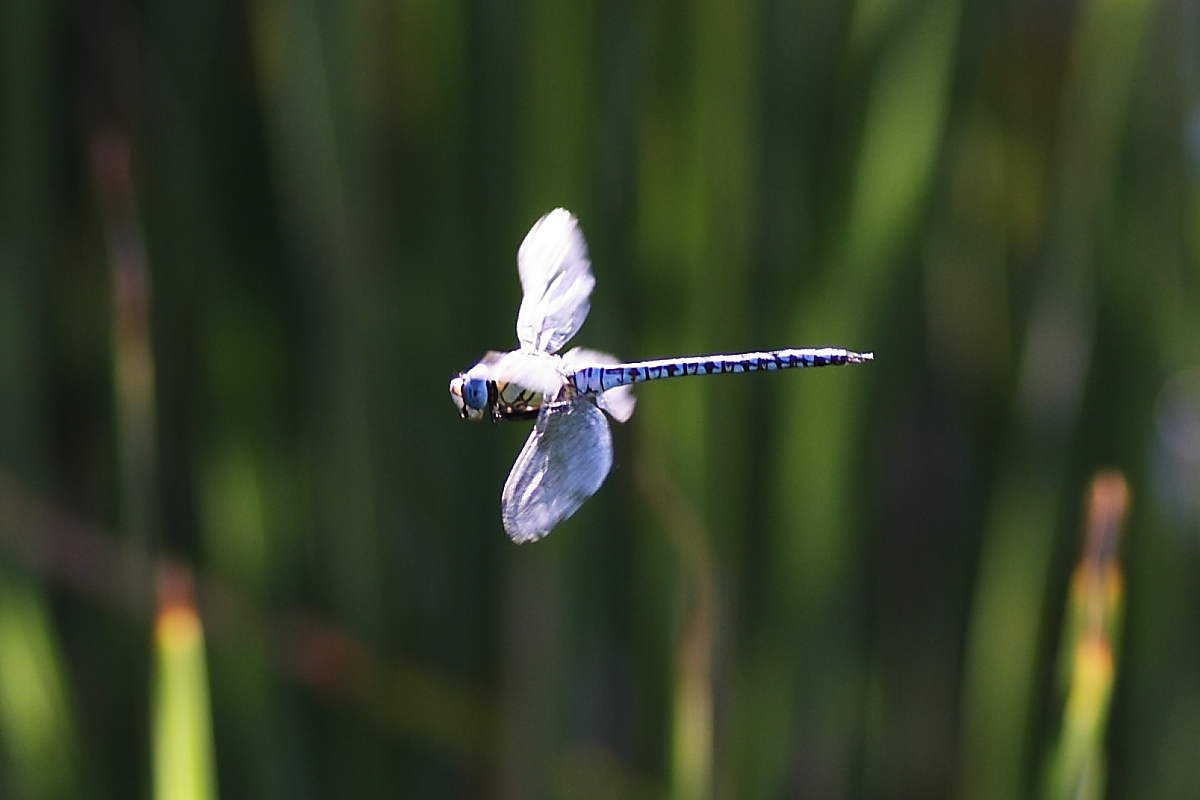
[2,0,1198,797]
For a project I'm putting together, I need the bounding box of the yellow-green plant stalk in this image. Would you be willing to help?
[1044,472,1128,800]
[153,570,217,800]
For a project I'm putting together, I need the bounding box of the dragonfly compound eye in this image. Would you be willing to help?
[462,377,490,413]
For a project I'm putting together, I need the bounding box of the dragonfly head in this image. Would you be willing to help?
[449,365,493,421]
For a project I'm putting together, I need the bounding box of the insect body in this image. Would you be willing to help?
[450,209,873,542]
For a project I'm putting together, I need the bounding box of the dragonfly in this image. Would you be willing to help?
[450,209,873,543]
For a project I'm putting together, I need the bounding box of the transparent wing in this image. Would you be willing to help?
[561,347,637,423]
[501,397,613,543]
[515,209,595,354]
[477,351,508,367]
[492,350,564,397]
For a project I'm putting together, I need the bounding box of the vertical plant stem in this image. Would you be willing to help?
[636,459,716,800]
[153,568,217,800]
[95,128,159,596]
[1042,473,1127,800]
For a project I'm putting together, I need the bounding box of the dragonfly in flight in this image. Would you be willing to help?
[450,209,873,543]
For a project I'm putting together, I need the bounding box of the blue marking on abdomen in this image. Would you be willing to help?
[568,347,872,394]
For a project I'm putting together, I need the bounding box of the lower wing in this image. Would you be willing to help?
[501,397,613,543]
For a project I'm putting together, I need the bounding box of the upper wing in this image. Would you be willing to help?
[515,209,595,354]
[501,397,613,543]
[561,347,637,423]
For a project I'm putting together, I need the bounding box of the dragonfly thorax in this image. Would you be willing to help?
[450,360,553,422]
[493,380,546,420]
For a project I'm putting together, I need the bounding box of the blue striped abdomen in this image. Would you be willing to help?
[569,347,873,395]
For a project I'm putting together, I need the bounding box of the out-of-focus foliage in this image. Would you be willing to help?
[1,0,1198,797]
